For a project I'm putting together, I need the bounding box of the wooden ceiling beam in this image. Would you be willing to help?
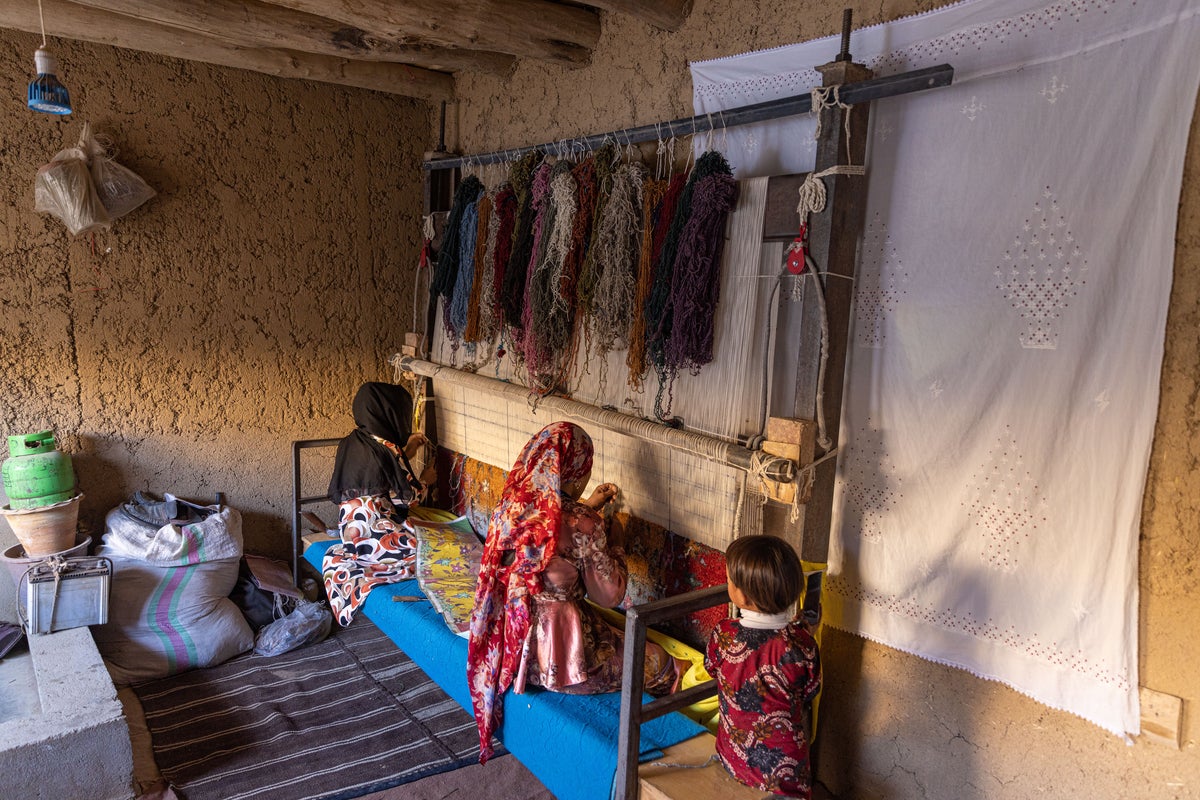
[0,0,454,101]
[67,0,514,75]
[584,0,693,32]
[260,0,600,66]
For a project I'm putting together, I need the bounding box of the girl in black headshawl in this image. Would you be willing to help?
[322,382,436,626]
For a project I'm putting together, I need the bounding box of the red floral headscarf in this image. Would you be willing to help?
[466,421,594,762]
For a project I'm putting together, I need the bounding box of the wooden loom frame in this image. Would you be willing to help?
[411,17,953,798]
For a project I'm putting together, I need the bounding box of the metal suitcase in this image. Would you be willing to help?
[21,556,111,634]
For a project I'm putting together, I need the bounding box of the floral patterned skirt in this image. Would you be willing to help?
[322,495,417,626]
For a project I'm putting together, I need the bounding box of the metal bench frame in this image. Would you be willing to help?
[614,584,731,799]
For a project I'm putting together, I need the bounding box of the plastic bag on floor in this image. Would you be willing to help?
[253,600,332,656]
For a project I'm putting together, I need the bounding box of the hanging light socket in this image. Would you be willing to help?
[28,47,72,115]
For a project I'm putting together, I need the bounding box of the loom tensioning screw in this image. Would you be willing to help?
[836,8,853,62]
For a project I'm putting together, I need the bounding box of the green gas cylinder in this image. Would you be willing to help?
[2,430,76,510]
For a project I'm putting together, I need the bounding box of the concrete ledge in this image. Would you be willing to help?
[0,626,134,800]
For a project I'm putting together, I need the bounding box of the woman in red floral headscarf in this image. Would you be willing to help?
[466,421,677,761]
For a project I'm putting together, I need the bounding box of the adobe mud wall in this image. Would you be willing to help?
[446,1,1198,798]
[0,30,427,564]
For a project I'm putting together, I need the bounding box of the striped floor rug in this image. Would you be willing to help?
[133,615,493,800]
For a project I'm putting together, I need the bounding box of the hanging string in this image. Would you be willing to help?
[430,175,484,300]
[412,214,436,354]
[526,161,578,390]
[647,151,732,421]
[515,162,555,370]
[795,164,866,219]
[664,170,739,375]
[500,151,541,330]
[626,177,668,390]
[470,190,502,344]
[629,171,686,389]
[576,143,616,315]
[811,85,857,165]
[463,192,493,342]
[796,256,833,452]
[589,161,645,357]
[481,186,518,347]
[553,155,600,387]
[448,188,483,335]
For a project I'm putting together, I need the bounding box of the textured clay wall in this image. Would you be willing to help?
[0,30,428,564]
[448,1,1199,798]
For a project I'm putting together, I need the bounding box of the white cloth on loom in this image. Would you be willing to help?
[430,178,776,551]
[691,0,1200,738]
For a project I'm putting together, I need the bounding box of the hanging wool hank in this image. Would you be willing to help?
[645,151,732,419]
[463,191,493,343]
[478,186,517,347]
[499,152,541,331]
[514,162,555,370]
[448,188,484,336]
[525,161,579,392]
[665,172,739,373]
[588,161,645,357]
[430,175,484,301]
[575,144,616,316]
[550,156,600,382]
[626,177,669,390]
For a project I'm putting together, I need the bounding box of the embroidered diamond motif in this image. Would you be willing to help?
[839,424,902,544]
[965,428,1047,572]
[855,214,908,349]
[994,186,1088,349]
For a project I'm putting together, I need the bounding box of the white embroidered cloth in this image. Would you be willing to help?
[692,0,1200,737]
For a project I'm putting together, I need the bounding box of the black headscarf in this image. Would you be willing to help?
[327,382,420,506]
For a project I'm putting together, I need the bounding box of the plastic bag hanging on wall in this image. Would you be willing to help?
[33,123,110,236]
[33,122,154,236]
[82,125,156,220]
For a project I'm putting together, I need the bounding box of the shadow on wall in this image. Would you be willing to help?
[814,436,1000,797]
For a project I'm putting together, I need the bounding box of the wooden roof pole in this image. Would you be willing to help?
[69,0,514,74]
[259,0,600,66]
[0,0,454,100]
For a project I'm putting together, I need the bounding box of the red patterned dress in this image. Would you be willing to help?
[704,619,821,798]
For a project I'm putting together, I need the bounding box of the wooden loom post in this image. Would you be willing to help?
[783,56,873,565]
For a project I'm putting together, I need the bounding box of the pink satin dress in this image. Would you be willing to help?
[523,499,675,694]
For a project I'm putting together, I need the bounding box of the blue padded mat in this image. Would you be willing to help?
[305,541,704,800]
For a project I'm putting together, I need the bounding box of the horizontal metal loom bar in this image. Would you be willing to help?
[423,64,953,171]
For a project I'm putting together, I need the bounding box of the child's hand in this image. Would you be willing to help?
[582,482,618,510]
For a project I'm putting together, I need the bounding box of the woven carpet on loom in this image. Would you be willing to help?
[132,616,491,800]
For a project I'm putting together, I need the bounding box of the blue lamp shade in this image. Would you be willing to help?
[28,48,71,115]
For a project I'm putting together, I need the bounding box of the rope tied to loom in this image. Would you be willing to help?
[811,84,858,165]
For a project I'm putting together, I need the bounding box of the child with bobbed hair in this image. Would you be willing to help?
[704,535,821,798]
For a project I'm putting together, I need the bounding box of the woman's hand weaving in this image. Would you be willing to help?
[581,482,618,510]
